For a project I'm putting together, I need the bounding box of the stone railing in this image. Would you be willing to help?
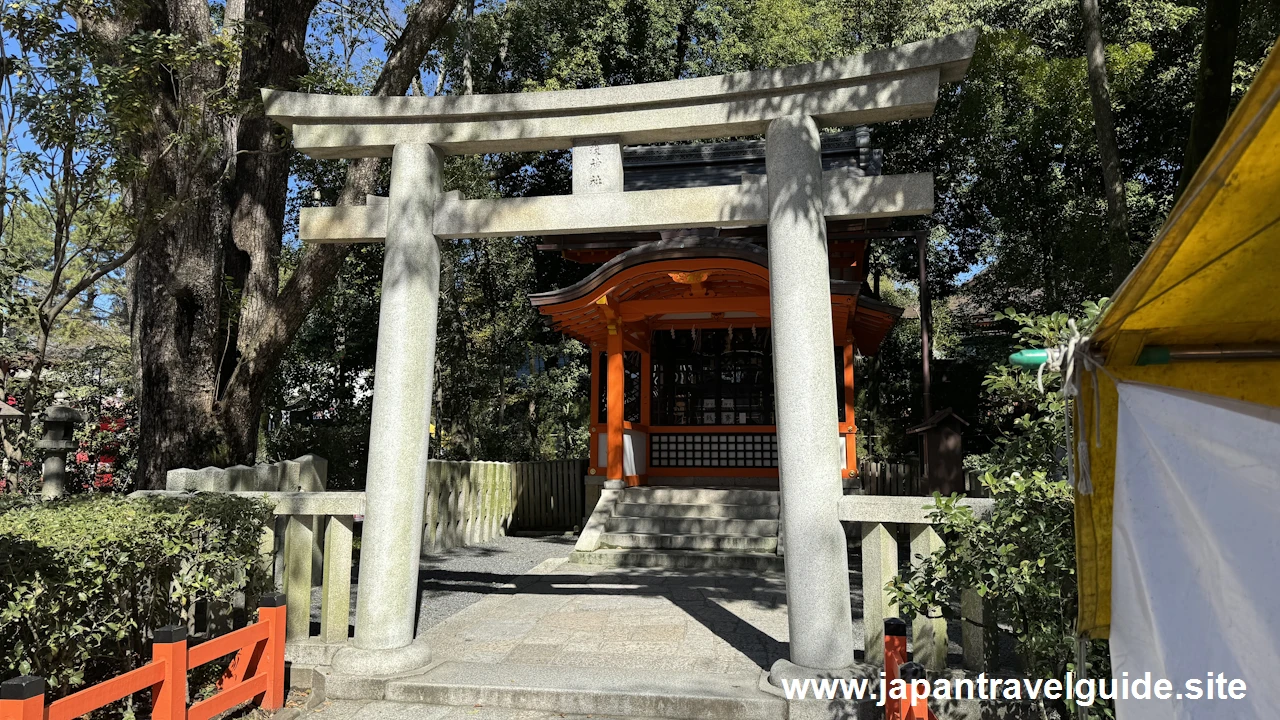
[204,490,362,678]
[165,455,331,588]
[129,490,361,638]
[139,457,585,677]
[838,495,995,671]
[424,459,585,552]
[127,487,363,678]
[165,454,328,493]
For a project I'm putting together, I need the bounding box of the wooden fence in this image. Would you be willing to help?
[855,460,985,497]
[421,459,586,552]
[0,596,286,720]
[856,460,922,496]
[510,459,587,532]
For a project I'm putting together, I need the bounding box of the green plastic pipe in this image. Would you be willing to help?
[1009,348,1050,368]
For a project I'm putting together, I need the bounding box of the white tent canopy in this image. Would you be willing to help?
[1109,384,1280,718]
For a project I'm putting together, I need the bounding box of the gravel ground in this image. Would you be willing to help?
[414,533,579,631]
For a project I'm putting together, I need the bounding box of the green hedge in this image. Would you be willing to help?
[0,494,274,696]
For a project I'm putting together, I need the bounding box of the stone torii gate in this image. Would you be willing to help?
[265,29,976,680]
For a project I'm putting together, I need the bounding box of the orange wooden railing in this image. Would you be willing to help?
[0,594,285,720]
[883,617,938,720]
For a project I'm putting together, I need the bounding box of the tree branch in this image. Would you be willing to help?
[50,238,143,322]
[219,0,460,417]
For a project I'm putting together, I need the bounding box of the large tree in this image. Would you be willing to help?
[65,0,457,487]
[1078,0,1133,290]
[1177,0,1243,196]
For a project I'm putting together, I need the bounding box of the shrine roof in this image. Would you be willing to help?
[528,237,860,309]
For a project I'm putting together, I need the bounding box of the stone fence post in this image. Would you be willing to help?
[838,495,996,672]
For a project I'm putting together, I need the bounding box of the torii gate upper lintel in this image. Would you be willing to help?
[265,29,978,681]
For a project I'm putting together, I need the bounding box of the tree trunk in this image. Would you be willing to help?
[219,0,319,463]
[1176,0,1242,199]
[212,0,460,472]
[128,0,236,486]
[1078,0,1132,290]
[99,0,459,488]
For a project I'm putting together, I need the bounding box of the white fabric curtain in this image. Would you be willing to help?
[1111,383,1280,719]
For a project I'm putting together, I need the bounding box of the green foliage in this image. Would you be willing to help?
[0,494,273,696]
[894,471,1078,672]
[432,229,591,463]
[972,299,1108,477]
[1,1,140,487]
[887,300,1112,716]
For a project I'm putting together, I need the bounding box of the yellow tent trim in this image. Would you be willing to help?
[1075,362,1280,638]
[1094,38,1280,357]
[1075,36,1280,639]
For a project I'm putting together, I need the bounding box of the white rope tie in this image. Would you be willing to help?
[1037,319,1106,496]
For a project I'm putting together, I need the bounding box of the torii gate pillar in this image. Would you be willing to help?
[766,114,857,673]
[332,143,442,674]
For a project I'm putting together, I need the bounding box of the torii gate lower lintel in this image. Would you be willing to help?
[266,30,978,680]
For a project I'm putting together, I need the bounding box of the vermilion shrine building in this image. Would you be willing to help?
[529,132,904,489]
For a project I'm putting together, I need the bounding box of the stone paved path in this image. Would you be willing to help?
[423,558,802,675]
[416,534,582,632]
[293,698,661,719]
[292,544,896,720]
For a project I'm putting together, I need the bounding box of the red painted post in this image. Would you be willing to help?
[151,625,188,720]
[883,618,907,720]
[897,661,934,720]
[259,592,287,710]
[0,676,45,720]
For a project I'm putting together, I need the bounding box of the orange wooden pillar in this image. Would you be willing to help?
[843,341,858,476]
[151,626,188,720]
[0,676,45,720]
[606,320,626,485]
[588,347,601,472]
[259,593,287,710]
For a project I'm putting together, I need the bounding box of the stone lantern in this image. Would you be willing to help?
[38,393,87,499]
[0,402,23,423]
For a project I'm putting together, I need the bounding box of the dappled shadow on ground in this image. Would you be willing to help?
[418,534,578,565]
[417,566,864,669]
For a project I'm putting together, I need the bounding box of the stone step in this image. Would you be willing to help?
[569,548,784,572]
[599,532,778,552]
[604,516,779,536]
[620,487,779,506]
[306,699,654,720]
[385,660,785,720]
[613,502,780,520]
[645,476,780,489]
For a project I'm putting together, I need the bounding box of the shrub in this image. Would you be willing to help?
[0,493,274,697]
[887,300,1114,719]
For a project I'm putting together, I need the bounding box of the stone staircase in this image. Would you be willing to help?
[569,486,784,571]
